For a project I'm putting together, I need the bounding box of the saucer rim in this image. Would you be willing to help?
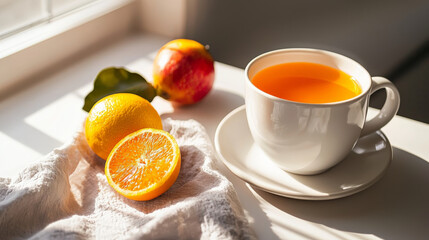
[214,105,392,200]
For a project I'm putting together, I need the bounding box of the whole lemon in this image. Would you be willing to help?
[85,93,162,160]
[153,39,215,105]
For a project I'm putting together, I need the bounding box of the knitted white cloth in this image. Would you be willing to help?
[0,118,255,239]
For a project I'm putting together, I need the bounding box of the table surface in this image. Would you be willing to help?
[1,33,428,240]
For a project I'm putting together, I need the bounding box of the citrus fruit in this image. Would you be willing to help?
[85,93,162,160]
[153,39,215,105]
[105,128,181,201]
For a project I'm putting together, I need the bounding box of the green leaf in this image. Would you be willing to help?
[82,67,157,112]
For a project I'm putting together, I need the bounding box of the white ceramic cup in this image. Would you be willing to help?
[245,48,400,175]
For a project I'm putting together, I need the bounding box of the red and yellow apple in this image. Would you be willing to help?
[153,39,215,105]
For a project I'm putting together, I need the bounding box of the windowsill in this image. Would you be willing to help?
[0,0,188,97]
[0,0,133,58]
[0,0,135,96]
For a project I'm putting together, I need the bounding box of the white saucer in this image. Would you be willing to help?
[214,105,392,200]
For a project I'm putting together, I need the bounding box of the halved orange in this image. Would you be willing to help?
[105,128,181,201]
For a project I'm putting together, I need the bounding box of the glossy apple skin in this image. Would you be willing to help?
[153,39,215,105]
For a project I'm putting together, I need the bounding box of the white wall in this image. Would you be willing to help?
[182,0,429,76]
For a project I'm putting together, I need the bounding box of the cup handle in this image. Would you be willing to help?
[360,76,400,136]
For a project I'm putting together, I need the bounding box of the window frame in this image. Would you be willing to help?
[0,0,135,95]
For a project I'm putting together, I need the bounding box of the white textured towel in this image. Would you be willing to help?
[0,118,255,239]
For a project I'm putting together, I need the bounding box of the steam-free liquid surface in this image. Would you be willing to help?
[251,62,362,104]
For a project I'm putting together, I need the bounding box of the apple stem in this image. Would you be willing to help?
[156,88,171,100]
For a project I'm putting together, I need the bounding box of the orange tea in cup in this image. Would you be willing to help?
[251,62,362,104]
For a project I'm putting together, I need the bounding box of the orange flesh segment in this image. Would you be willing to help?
[106,129,180,200]
[109,132,173,191]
